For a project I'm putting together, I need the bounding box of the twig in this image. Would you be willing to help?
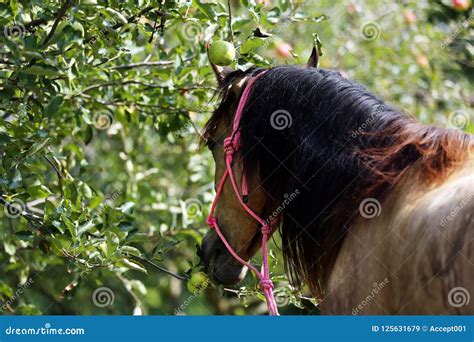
[108,60,178,70]
[73,93,185,110]
[117,274,146,314]
[84,6,163,44]
[148,12,159,43]
[72,81,215,96]
[227,0,234,42]
[131,255,188,281]
[42,0,74,48]
[44,155,64,198]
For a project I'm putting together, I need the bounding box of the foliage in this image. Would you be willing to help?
[0,0,472,315]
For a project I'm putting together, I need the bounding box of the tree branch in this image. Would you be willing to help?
[108,60,175,70]
[42,0,74,48]
[131,255,188,281]
[84,6,164,44]
[44,155,64,198]
[73,81,215,95]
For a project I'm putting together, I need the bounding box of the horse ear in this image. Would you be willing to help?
[306,45,319,68]
[210,62,233,85]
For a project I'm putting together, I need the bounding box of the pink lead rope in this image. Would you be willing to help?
[206,70,280,315]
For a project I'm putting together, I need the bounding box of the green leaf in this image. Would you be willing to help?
[193,0,216,21]
[21,65,61,77]
[119,202,135,215]
[120,245,141,257]
[44,95,63,117]
[121,258,147,273]
[4,242,16,256]
[240,37,265,54]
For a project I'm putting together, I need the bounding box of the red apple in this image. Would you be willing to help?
[403,10,417,24]
[416,55,429,69]
[276,42,292,58]
[452,0,470,10]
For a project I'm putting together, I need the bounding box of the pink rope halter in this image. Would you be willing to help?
[206,70,280,315]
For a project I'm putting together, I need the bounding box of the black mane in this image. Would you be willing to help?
[204,65,472,295]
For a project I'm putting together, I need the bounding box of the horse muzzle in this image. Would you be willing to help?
[198,228,248,285]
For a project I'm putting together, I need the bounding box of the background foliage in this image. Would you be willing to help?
[0,0,472,315]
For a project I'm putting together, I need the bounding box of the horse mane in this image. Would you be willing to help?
[202,66,473,297]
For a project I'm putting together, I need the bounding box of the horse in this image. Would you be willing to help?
[198,48,474,314]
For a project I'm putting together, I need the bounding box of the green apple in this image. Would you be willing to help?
[209,40,235,66]
[186,272,209,293]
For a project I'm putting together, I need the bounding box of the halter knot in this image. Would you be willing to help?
[206,216,216,228]
[261,224,271,235]
[259,279,274,290]
[223,137,236,156]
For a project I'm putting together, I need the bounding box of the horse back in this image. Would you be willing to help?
[323,155,474,314]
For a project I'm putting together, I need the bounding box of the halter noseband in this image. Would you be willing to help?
[206,70,280,315]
